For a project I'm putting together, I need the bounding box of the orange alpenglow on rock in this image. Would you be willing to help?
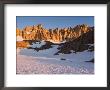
[16,24,93,42]
[16,41,29,48]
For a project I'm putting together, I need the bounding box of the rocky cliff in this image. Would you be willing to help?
[16,24,94,42]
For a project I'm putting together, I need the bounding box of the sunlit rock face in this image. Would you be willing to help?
[16,24,94,42]
[16,41,30,48]
[16,28,22,36]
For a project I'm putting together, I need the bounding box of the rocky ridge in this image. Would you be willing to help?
[16,24,94,42]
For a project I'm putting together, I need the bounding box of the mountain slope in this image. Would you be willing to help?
[55,29,94,54]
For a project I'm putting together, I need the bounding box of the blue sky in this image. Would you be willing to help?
[16,16,94,30]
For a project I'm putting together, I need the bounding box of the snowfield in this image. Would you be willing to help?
[17,41,94,74]
[17,55,93,74]
[30,41,46,48]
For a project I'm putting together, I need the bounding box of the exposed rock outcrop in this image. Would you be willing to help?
[16,41,29,48]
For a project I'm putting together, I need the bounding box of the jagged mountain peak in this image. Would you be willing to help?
[16,24,94,42]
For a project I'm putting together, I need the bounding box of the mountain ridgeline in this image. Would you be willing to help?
[16,24,94,42]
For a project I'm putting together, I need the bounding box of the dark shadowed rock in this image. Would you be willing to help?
[60,58,66,60]
[85,59,94,63]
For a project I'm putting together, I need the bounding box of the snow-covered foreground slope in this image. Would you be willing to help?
[17,54,93,74]
[17,44,94,74]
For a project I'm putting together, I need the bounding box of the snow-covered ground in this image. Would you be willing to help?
[30,41,46,48]
[17,36,23,41]
[47,40,66,44]
[17,41,94,74]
